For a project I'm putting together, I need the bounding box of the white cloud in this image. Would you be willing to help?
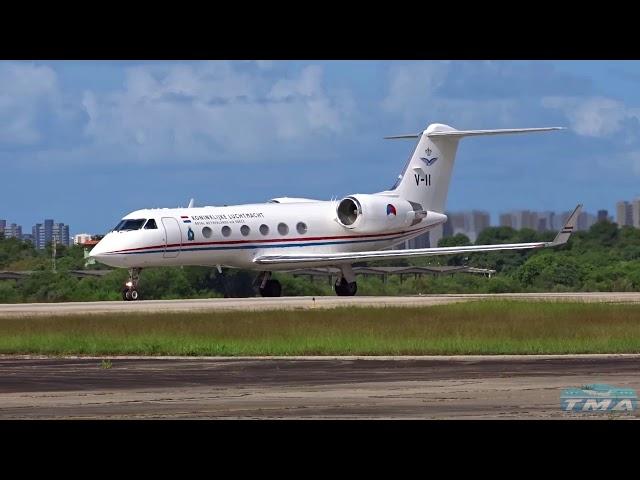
[80,61,355,163]
[381,62,449,122]
[381,62,530,129]
[0,62,59,146]
[542,96,633,137]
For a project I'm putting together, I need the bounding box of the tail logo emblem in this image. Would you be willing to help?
[387,204,397,216]
[420,148,438,166]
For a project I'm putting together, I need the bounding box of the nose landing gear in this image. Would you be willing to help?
[122,267,142,301]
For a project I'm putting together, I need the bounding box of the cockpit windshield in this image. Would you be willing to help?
[113,219,147,231]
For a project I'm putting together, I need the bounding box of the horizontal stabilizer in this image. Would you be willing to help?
[385,126,564,140]
[384,133,421,140]
[427,127,565,138]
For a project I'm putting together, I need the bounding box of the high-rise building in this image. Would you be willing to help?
[632,198,640,228]
[469,211,490,241]
[597,210,609,223]
[449,212,466,235]
[438,211,489,243]
[616,201,633,227]
[32,223,42,248]
[577,212,596,231]
[536,211,556,232]
[32,219,71,249]
[499,213,513,228]
[511,210,538,230]
[43,219,53,248]
[0,219,6,237]
[53,223,70,247]
[3,223,23,239]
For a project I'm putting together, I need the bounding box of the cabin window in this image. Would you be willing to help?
[240,225,250,236]
[221,226,232,237]
[144,219,158,230]
[114,219,146,231]
[296,222,307,234]
[259,224,270,235]
[202,227,213,238]
[277,223,289,235]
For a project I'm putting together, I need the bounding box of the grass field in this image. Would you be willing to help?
[1,300,640,356]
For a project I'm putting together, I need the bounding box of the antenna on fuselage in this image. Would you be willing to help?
[188,198,195,208]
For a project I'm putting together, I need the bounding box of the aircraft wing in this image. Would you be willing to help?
[253,204,582,266]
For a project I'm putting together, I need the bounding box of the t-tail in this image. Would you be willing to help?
[380,123,564,213]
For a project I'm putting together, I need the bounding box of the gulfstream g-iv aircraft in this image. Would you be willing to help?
[90,123,582,300]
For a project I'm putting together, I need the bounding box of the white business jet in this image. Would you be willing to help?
[90,123,581,300]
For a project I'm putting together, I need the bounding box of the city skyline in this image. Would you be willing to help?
[0,218,71,248]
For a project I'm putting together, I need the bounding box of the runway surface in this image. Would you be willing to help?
[1,355,639,419]
[2,292,640,316]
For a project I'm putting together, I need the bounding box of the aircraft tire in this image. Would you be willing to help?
[335,278,357,296]
[260,279,282,297]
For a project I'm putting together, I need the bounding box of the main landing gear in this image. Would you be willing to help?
[255,271,282,297]
[122,267,142,301]
[334,264,357,296]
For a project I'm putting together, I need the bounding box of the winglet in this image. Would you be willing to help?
[550,204,582,246]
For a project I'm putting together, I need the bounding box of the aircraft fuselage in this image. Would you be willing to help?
[90,200,446,271]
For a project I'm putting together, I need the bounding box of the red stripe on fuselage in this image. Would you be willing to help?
[109,226,432,254]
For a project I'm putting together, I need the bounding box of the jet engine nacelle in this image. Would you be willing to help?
[335,194,433,232]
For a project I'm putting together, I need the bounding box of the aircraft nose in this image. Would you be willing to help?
[88,234,130,268]
[88,239,107,261]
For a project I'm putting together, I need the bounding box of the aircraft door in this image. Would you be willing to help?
[161,217,182,258]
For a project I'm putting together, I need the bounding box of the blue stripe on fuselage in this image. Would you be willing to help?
[105,233,414,256]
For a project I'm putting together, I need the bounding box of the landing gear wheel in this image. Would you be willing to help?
[122,268,142,301]
[335,277,357,296]
[259,279,282,297]
[122,288,140,301]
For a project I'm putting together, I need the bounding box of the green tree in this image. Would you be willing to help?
[516,253,585,290]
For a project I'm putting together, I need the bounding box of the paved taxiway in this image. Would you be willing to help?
[1,355,639,419]
[1,292,640,316]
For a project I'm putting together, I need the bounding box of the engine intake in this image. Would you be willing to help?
[337,197,361,226]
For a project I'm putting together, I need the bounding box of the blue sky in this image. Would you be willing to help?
[2,60,640,234]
